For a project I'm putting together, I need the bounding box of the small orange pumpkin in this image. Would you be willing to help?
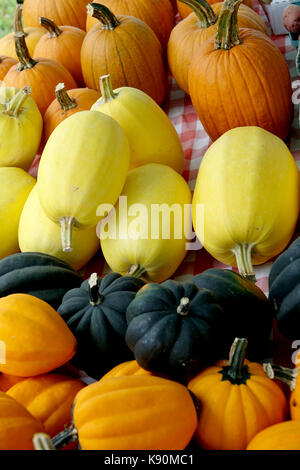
[247,421,300,450]
[0,294,77,377]
[23,0,88,30]
[188,338,288,450]
[100,360,154,381]
[81,3,167,105]
[43,83,101,141]
[8,374,85,437]
[0,391,44,450]
[0,56,17,81]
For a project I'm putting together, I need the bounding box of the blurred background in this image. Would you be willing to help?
[0,1,15,38]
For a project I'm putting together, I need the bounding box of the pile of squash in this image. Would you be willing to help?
[0,0,299,452]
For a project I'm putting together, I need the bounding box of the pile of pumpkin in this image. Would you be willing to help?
[0,0,299,452]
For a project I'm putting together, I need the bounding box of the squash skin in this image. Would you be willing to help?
[126,280,224,379]
[0,293,77,377]
[0,373,25,392]
[91,79,184,173]
[0,392,44,450]
[0,252,82,310]
[0,27,44,60]
[192,269,274,360]
[192,127,300,276]
[72,375,198,450]
[0,86,43,170]
[57,272,144,379]
[100,360,154,381]
[0,56,17,81]
[8,374,85,437]
[23,0,88,30]
[246,421,300,450]
[100,163,192,283]
[18,186,99,271]
[0,168,36,261]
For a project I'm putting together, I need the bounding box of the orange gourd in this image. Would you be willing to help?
[0,56,17,81]
[51,375,198,450]
[86,0,175,50]
[23,0,88,31]
[0,294,77,377]
[188,338,288,450]
[3,31,77,117]
[188,0,292,141]
[8,374,85,437]
[168,0,269,94]
[81,3,167,105]
[34,18,86,87]
[177,0,253,18]
[0,392,44,450]
[100,360,155,381]
[247,421,300,450]
[43,84,101,141]
[0,373,25,392]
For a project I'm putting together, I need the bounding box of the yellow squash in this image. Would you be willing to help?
[100,163,192,282]
[37,110,130,253]
[18,186,100,270]
[0,86,43,169]
[91,75,184,173]
[192,126,300,278]
[0,167,36,260]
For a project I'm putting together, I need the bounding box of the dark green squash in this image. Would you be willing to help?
[57,272,145,379]
[0,252,82,310]
[125,280,224,380]
[192,268,274,360]
[269,237,300,338]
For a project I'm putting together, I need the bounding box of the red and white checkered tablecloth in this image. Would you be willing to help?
[29,0,300,299]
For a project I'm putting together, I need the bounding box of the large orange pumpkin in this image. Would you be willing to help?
[0,392,44,450]
[188,338,288,450]
[0,56,17,81]
[0,294,77,377]
[86,0,175,50]
[43,84,101,141]
[8,374,85,437]
[168,0,268,94]
[188,0,292,142]
[81,3,167,105]
[177,0,253,18]
[3,32,77,116]
[23,0,88,30]
[247,421,300,450]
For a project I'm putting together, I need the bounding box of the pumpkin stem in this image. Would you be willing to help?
[14,3,28,38]
[60,216,75,253]
[88,273,104,305]
[220,338,251,384]
[39,17,63,38]
[178,0,217,28]
[4,86,31,116]
[215,0,243,50]
[232,243,256,282]
[52,426,78,449]
[177,297,190,315]
[33,433,56,450]
[14,32,37,71]
[127,264,147,279]
[87,3,121,30]
[263,363,299,391]
[100,74,118,102]
[55,83,77,111]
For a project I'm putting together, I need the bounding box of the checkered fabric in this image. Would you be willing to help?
[29,0,300,298]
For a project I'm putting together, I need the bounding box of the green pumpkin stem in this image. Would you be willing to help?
[232,243,256,282]
[15,32,37,71]
[127,264,147,280]
[178,0,217,28]
[55,83,77,111]
[263,363,299,391]
[60,216,75,253]
[215,0,243,50]
[87,3,121,30]
[220,338,250,384]
[33,433,56,450]
[39,17,63,38]
[14,3,27,37]
[100,74,118,103]
[52,426,78,449]
[177,297,190,315]
[88,273,104,305]
[5,86,31,116]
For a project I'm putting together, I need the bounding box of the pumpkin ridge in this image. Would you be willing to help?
[110,25,130,87]
[246,375,287,416]
[241,381,273,425]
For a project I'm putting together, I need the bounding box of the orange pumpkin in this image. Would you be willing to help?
[168,0,268,94]
[100,360,155,381]
[86,0,175,50]
[52,375,198,450]
[0,294,77,377]
[43,83,101,141]
[3,32,77,116]
[0,392,44,450]
[188,338,288,450]
[34,18,86,87]
[23,0,88,31]
[177,0,253,18]
[247,421,300,450]
[0,373,25,392]
[81,3,167,105]
[0,56,17,81]
[8,374,85,437]
[188,0,292,142]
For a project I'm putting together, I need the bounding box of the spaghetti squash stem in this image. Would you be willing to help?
[232,243,256,282]
[60,216,75,253]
